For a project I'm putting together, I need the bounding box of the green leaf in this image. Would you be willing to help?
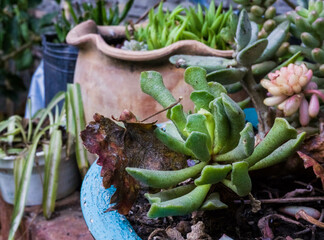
[140,71,177,108]
[147,184,211,218]
[145,184,196,204]
[126,162,207,189]
[206,68,247,84]
[42,129,62,219]
[244,118,298,167]
[236,9,251,51]
[214,122,254,162]
[184,67,208,91]
[249,132,305,170]
[67,83,89,177]
[194,164,232,185]
[237,39,268,66]
[200,192,228,210]
[255,21,290,63]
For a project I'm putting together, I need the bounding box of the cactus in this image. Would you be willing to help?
[287,0,324,76]
[125,67,305,218]
[261,63,324,126]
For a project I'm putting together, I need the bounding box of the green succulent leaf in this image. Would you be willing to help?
[222,161,251,197]
[184,67,209,91]
[237,39,268,66]
[147,184,211,218]
[200,192,228,210]
[206,68,247,85]
[209,97,230,154]
[190,90,215,112]
[140,71,177,108]
[169,55,236,73]
[244,118,298,167]
[145,184,196,204]
[207,82,227,98]
[214,122,254,162]
[255,21,290,63]
[236,9,251,51]
[249,132,306,170]
[221,93,246,153]
[126,161,207,189]
[154,128,193,156]
[194,164,232,185]
[168,104,188,138]
[185,131,211,162]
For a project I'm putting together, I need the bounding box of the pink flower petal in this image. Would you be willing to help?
[304,82,318,90]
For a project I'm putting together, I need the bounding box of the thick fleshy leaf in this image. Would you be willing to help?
[147,184,211,218]
[194,164,232,185]
[206,68,247,85]
[236,9,251,51]
[200,192,228,210]
[80,112,187,214]
[184,67,209,91]
[141,71,177,108]
[145,184,196,204]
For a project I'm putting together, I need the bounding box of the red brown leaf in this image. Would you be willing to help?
[297,151,324,189]
[80,111,187,215]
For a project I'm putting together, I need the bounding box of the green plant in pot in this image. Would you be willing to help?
[127,1,236,51]
[0,83,89,240]
[123,67,305,218]
[170,9,294,137]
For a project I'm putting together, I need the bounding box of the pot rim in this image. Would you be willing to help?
[81,158,140,240]
[66,20,233,62]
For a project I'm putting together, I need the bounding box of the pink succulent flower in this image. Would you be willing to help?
[261,63,323,126]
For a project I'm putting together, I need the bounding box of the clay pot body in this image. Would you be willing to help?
[67,20,233,123]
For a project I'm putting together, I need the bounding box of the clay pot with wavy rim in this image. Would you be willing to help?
[66,20,233,123]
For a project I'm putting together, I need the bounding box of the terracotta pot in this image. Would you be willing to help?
[66,20,233,123]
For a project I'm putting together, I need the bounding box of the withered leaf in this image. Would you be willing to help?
[301,131,324,163]
[81,111,187,215]
[297,151,324,189]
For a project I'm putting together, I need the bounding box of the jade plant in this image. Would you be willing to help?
[131,1,236,50]
[287,0,324,77]
[124,67,305,218]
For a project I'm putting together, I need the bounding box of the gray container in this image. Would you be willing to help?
[0,150,80,206]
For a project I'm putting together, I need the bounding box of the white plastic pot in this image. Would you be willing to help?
[0,150,80,206]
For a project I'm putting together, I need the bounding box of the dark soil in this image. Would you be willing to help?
[126,159,324,240]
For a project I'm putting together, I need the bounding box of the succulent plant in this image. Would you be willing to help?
[121,40,148,51]
[232,0,279,37]
[287,0,324,76]
[170,10,292,135]
[261,63,324,126]
[132,1,236,50]
[125,67,305,218]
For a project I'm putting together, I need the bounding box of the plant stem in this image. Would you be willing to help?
[240,69,274,138]
[234,196,324,204]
